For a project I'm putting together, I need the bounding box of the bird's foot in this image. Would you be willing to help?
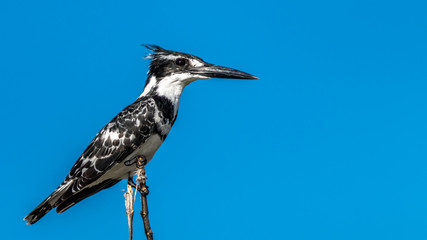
[136,156,147,169]
[124,155,147,169]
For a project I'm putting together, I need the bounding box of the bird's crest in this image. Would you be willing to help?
[143,44,164,52]
[142,44,200,60]
[142,44,166,59]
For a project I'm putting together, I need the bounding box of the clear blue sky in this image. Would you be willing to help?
[1,0,427,239]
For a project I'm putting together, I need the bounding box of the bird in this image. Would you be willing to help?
[24,45,257,225]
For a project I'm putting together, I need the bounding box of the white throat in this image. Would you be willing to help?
[139,74,195,116]
[140,74,189,99]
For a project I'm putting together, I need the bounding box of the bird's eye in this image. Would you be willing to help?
[175,58,187,66]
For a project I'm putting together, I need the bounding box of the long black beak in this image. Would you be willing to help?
[191,63,258,80]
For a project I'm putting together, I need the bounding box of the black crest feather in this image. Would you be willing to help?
[142,44,165,52]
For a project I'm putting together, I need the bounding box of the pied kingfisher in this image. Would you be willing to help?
[24,45,257,225]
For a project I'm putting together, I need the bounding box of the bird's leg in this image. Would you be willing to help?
[127,176,137,189]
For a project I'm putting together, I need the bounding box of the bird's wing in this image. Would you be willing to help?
[25,97,158,223]
[57,97,157,204]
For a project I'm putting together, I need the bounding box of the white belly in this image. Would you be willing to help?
[126,134,163,164]
[86,134,163,187]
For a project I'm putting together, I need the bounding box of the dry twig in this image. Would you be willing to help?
[124,184,136,240]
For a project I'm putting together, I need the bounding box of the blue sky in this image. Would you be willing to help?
[1,0,427,239]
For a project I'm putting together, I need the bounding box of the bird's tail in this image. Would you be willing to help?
[24,180,72,225]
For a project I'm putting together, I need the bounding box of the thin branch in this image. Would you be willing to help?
[124,184,135,240]
[136,164,153,240]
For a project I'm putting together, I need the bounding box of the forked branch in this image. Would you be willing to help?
[124,155,153,240]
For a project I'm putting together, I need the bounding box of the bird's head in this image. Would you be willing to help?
[142,45,257,92]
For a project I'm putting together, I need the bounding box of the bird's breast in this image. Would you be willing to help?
[103,134,164,181]
[131,134,164,162]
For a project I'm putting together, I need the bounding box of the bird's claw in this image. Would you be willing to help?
[124,155,147,169]
[136,156,147,169]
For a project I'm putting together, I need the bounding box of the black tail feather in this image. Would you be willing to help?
[56,179,120,213]
[24,179,120,224]
[24,201,54,225]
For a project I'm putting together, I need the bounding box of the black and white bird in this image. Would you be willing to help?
[24,45,257,225]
